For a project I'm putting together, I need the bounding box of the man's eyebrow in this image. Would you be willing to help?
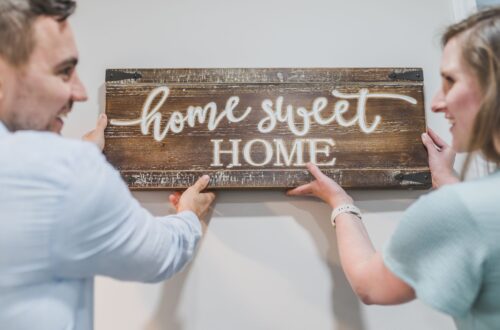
[55,57,78,70]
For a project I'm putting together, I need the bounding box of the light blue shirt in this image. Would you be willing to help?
[384,170,500,329]
[0,121,202,330]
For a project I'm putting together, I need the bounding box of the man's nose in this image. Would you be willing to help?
[431,89,445,113]
[71,72,88,102]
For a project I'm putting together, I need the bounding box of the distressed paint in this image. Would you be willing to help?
[104,68,430,189]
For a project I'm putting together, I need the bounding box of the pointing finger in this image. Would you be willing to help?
[426,127,448,149]
[422,132,441,152]
[287,183,313,196]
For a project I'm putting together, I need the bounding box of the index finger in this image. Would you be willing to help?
[287,183,313,196]
[427,127,448,148]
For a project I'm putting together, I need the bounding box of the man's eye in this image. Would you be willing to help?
[59,67,73,79]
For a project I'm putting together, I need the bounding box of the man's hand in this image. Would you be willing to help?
[421,128,459,188]
[169,175,216,221]
[287,162,353,208]
[82,114,107,151]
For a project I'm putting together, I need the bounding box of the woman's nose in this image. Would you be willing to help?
[431,89,445,113]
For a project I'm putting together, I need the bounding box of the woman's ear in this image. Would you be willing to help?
[494,133,500,154]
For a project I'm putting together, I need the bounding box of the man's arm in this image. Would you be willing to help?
[51,143,215,282]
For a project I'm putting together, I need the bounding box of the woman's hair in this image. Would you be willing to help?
[442,6,500,176]
[0,0,76,67]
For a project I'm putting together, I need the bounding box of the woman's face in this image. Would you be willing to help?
[431,37,483,152]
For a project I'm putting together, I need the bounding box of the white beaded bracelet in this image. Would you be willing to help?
[330,204,362,227]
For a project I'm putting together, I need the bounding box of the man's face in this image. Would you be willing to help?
[0,16,87,133]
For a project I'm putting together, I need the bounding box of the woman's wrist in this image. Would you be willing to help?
[328,194,354,209]
[434,170,460,188]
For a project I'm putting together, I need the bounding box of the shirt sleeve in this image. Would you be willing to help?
[383,186,487,317]
[50,143,202,283]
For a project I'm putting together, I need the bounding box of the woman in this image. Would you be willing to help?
[288,7,500,329]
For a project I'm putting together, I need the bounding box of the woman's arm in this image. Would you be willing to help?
[288,163,415,305]
[335,213,415,304]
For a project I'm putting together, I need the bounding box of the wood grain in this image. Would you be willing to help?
[104,68,430,189]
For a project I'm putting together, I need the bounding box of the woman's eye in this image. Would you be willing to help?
[442,75,454,92]
[444,74,455,85]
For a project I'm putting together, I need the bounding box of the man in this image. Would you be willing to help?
[0,1,215,329]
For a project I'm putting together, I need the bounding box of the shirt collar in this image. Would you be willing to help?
[0,121,9,137]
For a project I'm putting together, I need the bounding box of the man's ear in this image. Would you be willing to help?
[0,57,6,101]
[0,56,14,103]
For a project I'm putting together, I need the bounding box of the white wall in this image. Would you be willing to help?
[69,1,458,329]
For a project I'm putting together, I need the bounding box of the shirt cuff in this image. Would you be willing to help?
[176,210,202,235]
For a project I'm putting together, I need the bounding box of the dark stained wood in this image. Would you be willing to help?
[104,68,430,189]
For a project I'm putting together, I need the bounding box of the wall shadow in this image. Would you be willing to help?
[283,199,366,330]
[135,188,428,330]
[143,254,197,330]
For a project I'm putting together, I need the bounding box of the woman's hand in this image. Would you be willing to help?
[287,162,353,208]
[421,128,459,188]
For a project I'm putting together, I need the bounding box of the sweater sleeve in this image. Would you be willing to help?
[383,186,486,317]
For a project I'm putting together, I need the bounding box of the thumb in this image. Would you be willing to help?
[97,113,108,131]
[306,162,326,180]
[192,175,210,192]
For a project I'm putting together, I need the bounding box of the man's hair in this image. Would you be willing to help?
[0,0,76,67]
[442,6,500,175]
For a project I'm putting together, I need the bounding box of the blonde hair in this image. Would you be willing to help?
[442,6,500,176]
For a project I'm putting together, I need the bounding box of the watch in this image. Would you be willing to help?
[330,204,362,227]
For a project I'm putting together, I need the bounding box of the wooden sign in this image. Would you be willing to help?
[104,68,430,189]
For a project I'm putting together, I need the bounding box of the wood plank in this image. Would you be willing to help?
[104,68,430,189]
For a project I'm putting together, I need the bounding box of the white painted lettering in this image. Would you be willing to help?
[308,138,336,166]
[110,86,253,142]
[211,139,242,168]
[273,139,305,167]
[243,139,273,167]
